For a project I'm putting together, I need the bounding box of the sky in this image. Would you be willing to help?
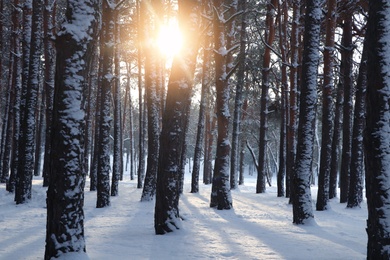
[0,169,366,260]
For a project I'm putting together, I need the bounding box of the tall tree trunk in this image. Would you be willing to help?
[191,1,212,191]
[33,88,45,177]
[277,0,288,197]
[329,82,343,199]
[339,13,354,204]
[7,1,23,192]
[286,0,301,198]
[292,0,322,224]
[42,0,56,187]
[347,40,367,208]
[15,0,43,204]
[155,0,201,234]
[230,0,247,190]
[141,0,162,201]
[96,0,114,208]
[112,7,122,197]
[316,0,337,210]
[365,1,390,257]
[256,0,277,194]
[44,0,99,257]
[210,0,234,209]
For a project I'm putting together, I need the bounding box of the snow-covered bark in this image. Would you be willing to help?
[154,0,201,234]
[347,41,366,208]
[141,0,162,202]
[7,1,23,192]
[210,0,239,209]
[292,0,323,225]
[15,0,43,204]
[286,0,301,198]
[365,1,390,257]
[45,0,99,258]
[96,0,114,208]
[316,0,337,211]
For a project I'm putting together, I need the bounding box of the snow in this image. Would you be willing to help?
[0,171,367,259]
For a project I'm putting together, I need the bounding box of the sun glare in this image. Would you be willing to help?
[156,20,183,57]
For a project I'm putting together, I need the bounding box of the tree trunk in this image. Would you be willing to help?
[230,0,247,190]
[347,40,367,208]
[7,1,23,192]
[112,7,122,197]
[316,0,337,211]
[210,0,234,209]
[42,0,56,187]
[286,0,301,199]
[257,0,277,194]
[191,14,211,192]
[365,1,390,257]
[329,82,344,199]
[15,0,43,204]
[44,0,99,257]
[292,0,322,224]
[154,0,201,234]
[277,0,288,197]
[141,0,162,201]
[339,10,354,204]
[96,0,114,208]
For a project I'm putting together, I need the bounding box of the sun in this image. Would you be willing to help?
[156,20,183,57]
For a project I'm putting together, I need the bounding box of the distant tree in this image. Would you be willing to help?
[277,0,288,197]
[154,0,201,234]
[230,0,247,190]
[329,82,343,199]
[316,0,337,211]
[292,0,322,224]
[364,1,390,257]
[191,17,211,192]
[44,0,99,258]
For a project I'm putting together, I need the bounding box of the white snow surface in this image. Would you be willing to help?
[0,171,366,260]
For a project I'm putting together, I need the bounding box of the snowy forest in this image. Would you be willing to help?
[1,0,390,259]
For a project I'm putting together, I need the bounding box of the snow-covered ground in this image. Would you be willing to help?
[0,172,366,260]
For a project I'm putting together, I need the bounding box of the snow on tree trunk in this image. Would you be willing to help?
[96,0,114,208]
[210,0,234,210]
[7,1,23,192]
[286,0,301,199]
[365,1,390,257]
[15,0,42,204]
[45,0,99,258]
[292,0,322,225]
[154,0,201,234]
[347,41,366,208]
[316,0,337,211]
[141,0,162,202]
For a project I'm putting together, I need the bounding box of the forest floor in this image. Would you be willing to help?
[0,171,366,259]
